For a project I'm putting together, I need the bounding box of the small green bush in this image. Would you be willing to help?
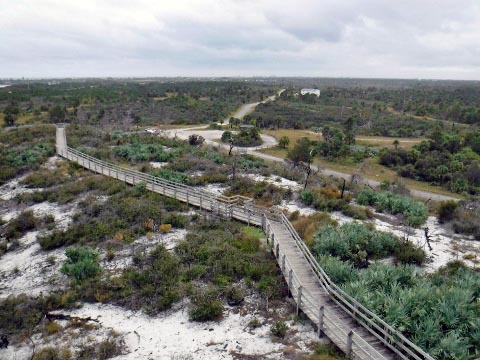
[270,320,289,338]
[3,210,38,240]
[97,339,123,360]
[163,213,188,228]
[224,285,245,306]
[61,247,101,282]
[341,204,373,220]
[247,317,262,329]
[437,201,458,224]
[395,241,427,265]
[189,287,223,322]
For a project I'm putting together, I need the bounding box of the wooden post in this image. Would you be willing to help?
[346,331,353,358]
[200,195,203,210]
[275,243,279,258]
[288,269,293,294]
[282,254,286,273]
[296,286,302,315]
[317,306,324,338]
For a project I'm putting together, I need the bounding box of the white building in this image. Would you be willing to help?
[300,88,321,97]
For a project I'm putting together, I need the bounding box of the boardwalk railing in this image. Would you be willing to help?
[56,125,433,360]
[275,214,433,360]
[59,146,276,226]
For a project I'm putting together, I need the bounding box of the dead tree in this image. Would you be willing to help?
[424,227,433,251]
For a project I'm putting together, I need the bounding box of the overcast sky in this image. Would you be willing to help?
[1,0,479,79]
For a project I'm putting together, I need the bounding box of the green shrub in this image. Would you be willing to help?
[256,275,284,299]
[3,210,38,240]
[247,317,262,329]
[341,204,373,220]
[61,247,101,282]
[317,255,355,285]
[189,287,223,322]
[97,339,123,360]
[113,142,180,163]
[224,285,245,306]
[32,347,72,360]
[356,189,428,227]
[313,223,402,267]
[21,169,68,188]
[289,210,300,221]
[270,320,289,338]
[120,245,179,314]
[0,292,73,340]
[163,213,188,228]
[151,167,190,184]
[451,203,480,240]
[222,128,262,147]
[338,263,480,359]
[226,177,291,206]
[306,344,345,360]
[437,201,458,224]
[301,186,349,212]
[395,241,427,265]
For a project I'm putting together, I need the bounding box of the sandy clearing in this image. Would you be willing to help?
[62,299,320,360]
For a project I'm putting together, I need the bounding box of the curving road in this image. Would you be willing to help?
[160,90,458,202]
[222,90,284,125]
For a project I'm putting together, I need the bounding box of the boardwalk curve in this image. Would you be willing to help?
[55,125,433,360]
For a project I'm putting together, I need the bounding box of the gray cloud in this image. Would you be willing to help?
[0,0,479,79]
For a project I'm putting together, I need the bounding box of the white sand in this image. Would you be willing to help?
[149,162,169,169]
[278,200,317,216]
[62,300,320,359]
[0,231,67,299]
[243,174,302,191]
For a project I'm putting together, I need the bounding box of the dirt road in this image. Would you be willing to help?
[161,93,459,202]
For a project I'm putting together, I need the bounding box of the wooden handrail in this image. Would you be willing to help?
[277,212,434,360]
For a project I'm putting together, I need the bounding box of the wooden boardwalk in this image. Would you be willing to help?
[55,126,433,360]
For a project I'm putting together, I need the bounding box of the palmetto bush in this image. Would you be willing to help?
[313,223,402,267]
[318,255,480,359]
[113,142,180,163]
[356,189,428,227]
